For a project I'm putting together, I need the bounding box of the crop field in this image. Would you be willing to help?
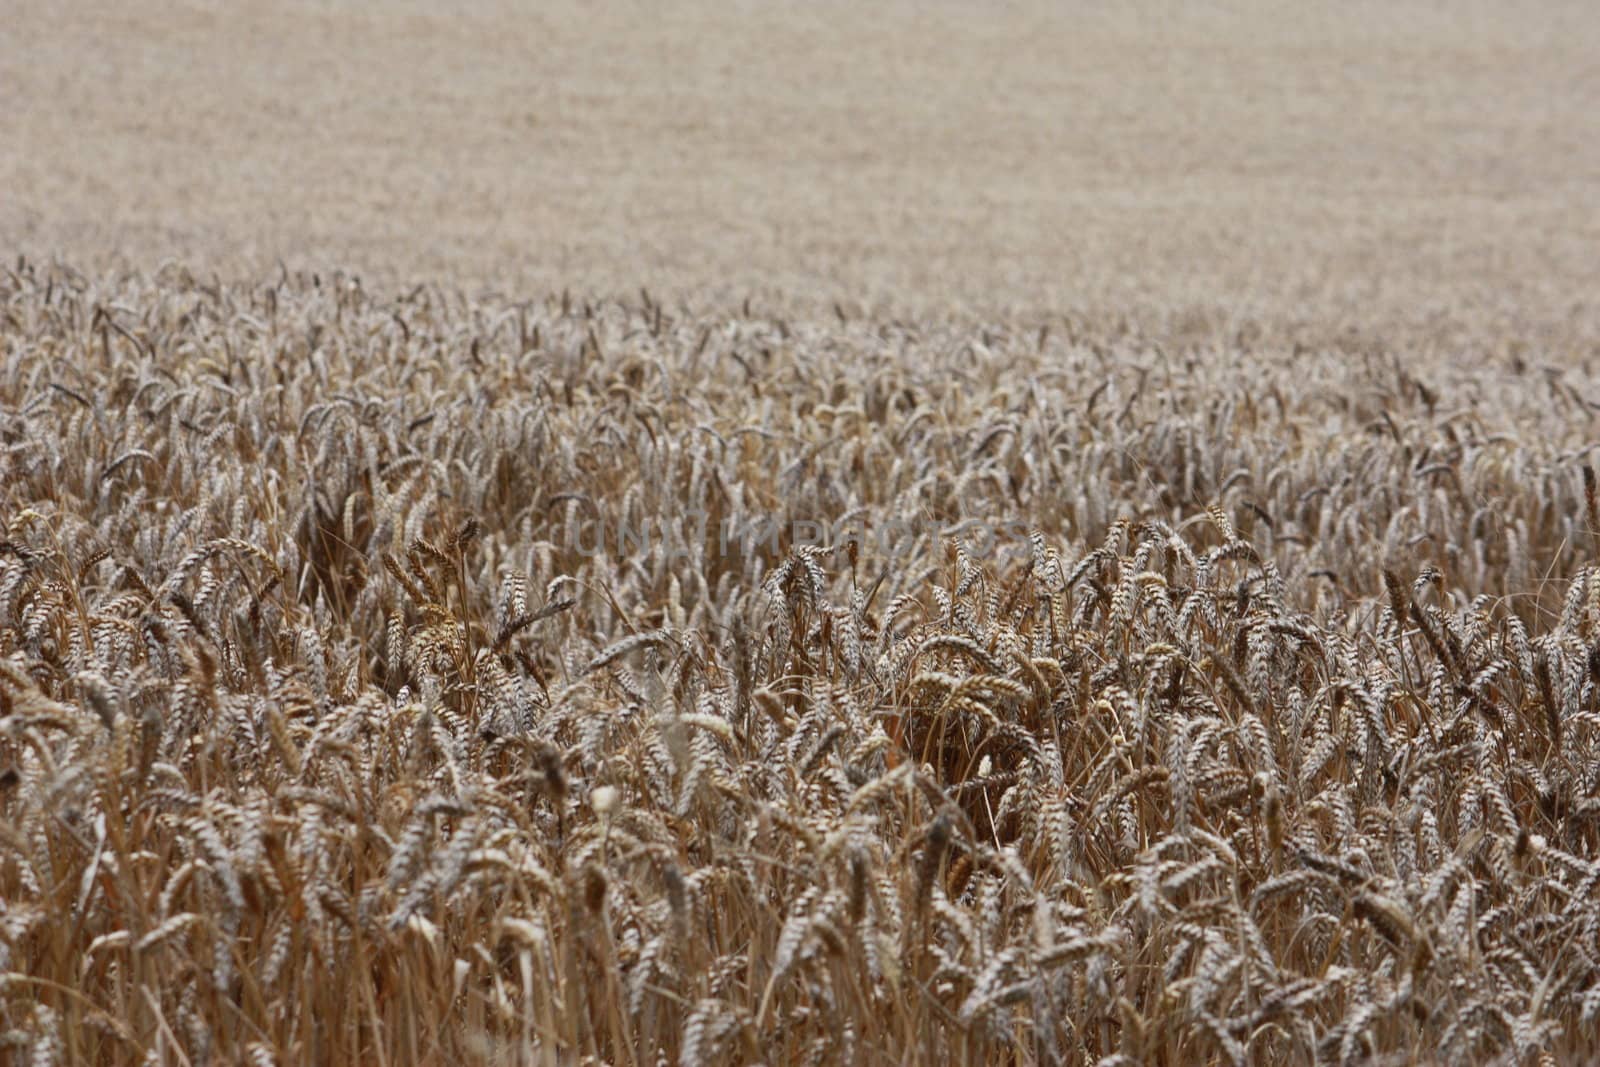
[5,2,1600,1065]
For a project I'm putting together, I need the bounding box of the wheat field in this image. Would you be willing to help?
[5,2,1600,1065]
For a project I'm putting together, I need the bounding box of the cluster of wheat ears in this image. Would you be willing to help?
[2,262,1600,1065]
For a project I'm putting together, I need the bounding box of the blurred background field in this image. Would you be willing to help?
[5,0,1598,326]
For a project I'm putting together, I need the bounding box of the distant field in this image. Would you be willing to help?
[5,0,1600,320]
[5,3,1600,1065]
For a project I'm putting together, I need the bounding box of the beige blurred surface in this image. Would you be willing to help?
[4,0,1598,319]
